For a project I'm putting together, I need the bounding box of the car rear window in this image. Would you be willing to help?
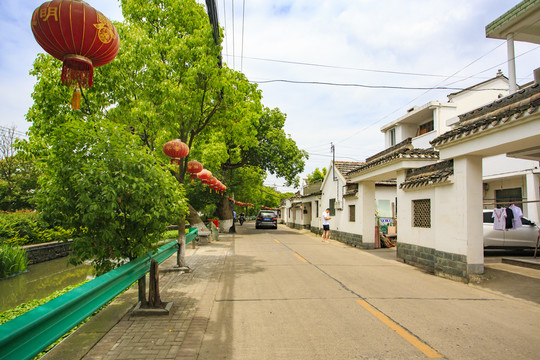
[259,211,276,217]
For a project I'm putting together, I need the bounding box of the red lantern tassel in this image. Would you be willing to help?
[71,88,81,110]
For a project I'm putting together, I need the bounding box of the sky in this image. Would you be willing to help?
[1,0,539,192]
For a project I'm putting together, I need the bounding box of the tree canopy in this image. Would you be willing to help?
[306,167,327,184]
[22,0,306,273]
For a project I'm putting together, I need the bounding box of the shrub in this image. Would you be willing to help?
[0,245,29,278]
[0,210,72,246]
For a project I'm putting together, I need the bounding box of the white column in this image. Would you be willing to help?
[454,156,484,274]
[507,33,517,94]
[526,172,540,223]
[359,181,376,248]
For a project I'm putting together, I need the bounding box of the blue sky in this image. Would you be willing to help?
[1,0,539,191]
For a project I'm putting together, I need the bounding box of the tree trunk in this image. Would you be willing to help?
[216,197,233,220]
[216,197,236,233]
[148,260,162,308]
[187,203,204,226]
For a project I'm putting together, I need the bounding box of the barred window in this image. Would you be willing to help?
[412,199,431,228]
[329,198,336,216]
[349,205,355,222]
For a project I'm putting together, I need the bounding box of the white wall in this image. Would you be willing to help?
[448,77,509,117]
[483,155,538,177]
[398,179,467,255]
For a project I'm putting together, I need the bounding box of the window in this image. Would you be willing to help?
[389,128,396,146]
[412,199,431,228]
[418,120,434,135]
[315,200,319,218]
[329,198,336,216]
[349,205,355,222]
[495,188,522,205]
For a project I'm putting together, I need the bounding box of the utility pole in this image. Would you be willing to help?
[331,142,336,181]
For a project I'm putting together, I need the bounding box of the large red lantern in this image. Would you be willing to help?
[163,139,189,165]
[31,0,120,109]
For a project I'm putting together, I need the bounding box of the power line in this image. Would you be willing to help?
[335,41,508,145]
[225,54,494,80]
[240,0,246,72]
[231,0,235,69]
[222,0,229,65]
[0,126,27,138]
[444,45,540,87]
[252,79,507,92]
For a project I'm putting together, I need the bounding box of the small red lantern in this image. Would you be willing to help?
[31,0,120,109]
[197,169,212,187]
[207,177,218,192]
[187,160,203,184]
[163,139,189,165]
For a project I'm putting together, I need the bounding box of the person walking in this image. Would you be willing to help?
[322,207,331,243]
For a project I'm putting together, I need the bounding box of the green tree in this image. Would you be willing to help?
[0,131,39,211]
[306,167,327,184]
[219,107,307,187]
[33,120,186,275]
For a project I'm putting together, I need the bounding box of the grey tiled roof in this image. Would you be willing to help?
[347,146,439,176]
[334,161,365,180]
[431,83,540,148]
[400,160,454,190]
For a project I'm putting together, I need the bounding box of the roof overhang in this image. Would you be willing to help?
[437,111,540,160]
[380,101,456,132]
[486,0,540,44]
[348,158,439,183]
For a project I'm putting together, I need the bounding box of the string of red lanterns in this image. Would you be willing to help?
[162,140,227,195]
[227,197,254,207]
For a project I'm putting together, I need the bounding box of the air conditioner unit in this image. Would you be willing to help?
[335,200,343,210]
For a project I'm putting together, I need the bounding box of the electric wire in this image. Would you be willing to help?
[224,54,494,80]
[444,45,540,87]
[335,40,508,145]
[252,79,507,91]
[231,0,235,69]
[222,0,229,65]
[0,126,27,138]
[241,0,246,72]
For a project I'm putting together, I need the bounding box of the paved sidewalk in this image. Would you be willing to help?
[45,235,234,360]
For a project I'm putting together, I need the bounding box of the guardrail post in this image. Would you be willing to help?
[138,275,147,307]
[148,260,162,308]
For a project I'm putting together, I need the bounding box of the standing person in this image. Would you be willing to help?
[322,207,331,243]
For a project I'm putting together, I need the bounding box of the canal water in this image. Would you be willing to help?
[0,257,94,313]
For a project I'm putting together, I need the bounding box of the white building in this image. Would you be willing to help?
[317,161,397,247]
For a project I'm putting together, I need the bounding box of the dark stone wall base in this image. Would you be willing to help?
[309,227,363,248]
[397,242,468,282]
[287,222,310,230]
[24,241,72,265]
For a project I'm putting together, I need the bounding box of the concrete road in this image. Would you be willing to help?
[198,223,540,360]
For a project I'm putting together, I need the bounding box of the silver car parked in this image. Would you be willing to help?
[483,210,539,248]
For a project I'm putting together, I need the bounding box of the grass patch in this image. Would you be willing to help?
[0,244,29,278]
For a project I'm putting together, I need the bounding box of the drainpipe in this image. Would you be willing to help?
[507,33,517,94]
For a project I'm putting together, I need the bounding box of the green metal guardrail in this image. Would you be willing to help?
[0,227,198,360]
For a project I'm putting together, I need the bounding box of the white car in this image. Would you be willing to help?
[483,210,539,248]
